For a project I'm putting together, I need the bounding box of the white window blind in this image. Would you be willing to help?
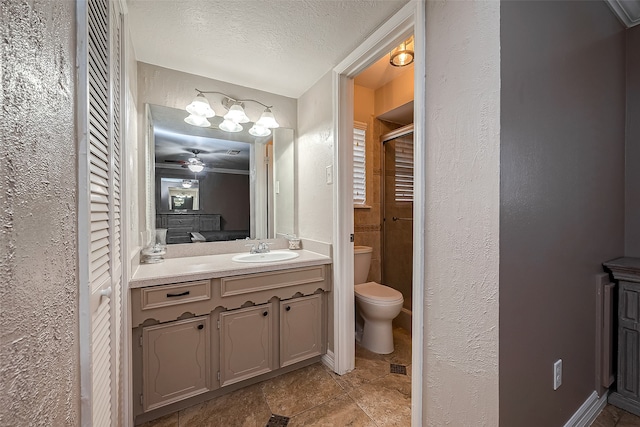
[353,122,367,205]
[394,139,414,202]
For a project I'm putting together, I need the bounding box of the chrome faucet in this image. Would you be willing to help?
[247,241,272,254]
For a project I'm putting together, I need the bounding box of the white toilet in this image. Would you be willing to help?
[354,246,404,354]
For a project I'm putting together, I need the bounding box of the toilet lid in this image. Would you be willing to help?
[355,282,403,303]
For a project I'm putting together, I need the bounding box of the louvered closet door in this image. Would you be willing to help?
[79,0,123,425]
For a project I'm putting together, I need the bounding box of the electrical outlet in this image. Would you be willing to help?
[326,165,333,184]
[553,359,562,390]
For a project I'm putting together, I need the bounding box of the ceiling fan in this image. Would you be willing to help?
[164,149,206,172]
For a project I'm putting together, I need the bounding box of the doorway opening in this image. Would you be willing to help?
[332,2,426,425]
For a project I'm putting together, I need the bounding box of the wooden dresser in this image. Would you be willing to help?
[603,257,640,416]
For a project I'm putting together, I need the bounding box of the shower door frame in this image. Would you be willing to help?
[380,124,414,295]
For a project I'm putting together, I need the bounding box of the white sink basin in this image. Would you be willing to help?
[231,251,300,263]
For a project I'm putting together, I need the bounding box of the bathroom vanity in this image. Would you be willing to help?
[129,249,332,424]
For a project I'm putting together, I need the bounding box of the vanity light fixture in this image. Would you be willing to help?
[184,93,215,127]
[255,107,279,129]
[184,114,211,128]
[390,35,414,67]
[219,118,243,133]
[184,89,280,136]
[224,103,250,124]
[248,124,271,137]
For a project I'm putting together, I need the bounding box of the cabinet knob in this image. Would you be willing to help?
[263,311,268,317]
[197,324,204,330]
[285,306,291,311]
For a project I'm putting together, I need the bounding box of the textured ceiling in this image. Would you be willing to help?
[127,0,409,98]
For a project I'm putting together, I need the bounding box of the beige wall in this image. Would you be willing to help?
[500,2,625,425]
[296,71,335,243]
[0,1,80,425]
[625,25,640,257]
[423,1,500,424]
[374,67,414,118]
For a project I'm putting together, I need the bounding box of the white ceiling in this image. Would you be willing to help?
[127,0,409,99]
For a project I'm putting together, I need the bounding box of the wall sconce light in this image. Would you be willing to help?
[390,35,414,67]
[184,89,280,136]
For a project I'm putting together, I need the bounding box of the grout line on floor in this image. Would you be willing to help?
[345,390,380,427]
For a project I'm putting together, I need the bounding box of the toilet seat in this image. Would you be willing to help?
[355,282,403,305]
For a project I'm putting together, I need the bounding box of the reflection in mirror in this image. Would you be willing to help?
[151,104,256,244]
[149,104,294,244]
[160,178,199,210]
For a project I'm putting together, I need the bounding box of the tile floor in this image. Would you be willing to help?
[592,404,640,427]
[141,327,412,427]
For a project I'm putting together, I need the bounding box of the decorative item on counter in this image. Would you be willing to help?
[287,234,301,250]
[140,228,168,264]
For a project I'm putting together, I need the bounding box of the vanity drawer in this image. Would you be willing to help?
[167,215,196,228]
[219,266,326,297]
[141,280,211,310]
[167,233,191,244]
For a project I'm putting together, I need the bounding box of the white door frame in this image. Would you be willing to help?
[332,1,426,425]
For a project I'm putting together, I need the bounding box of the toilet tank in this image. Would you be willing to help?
[354,246,373,285]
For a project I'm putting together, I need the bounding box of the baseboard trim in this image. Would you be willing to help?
[563,390,609,427]
[321,349,335,371]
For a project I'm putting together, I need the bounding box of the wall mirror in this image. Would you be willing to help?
[148,104,294,244]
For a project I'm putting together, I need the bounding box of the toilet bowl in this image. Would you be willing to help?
[354,246,404,354]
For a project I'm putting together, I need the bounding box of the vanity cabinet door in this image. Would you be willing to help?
[280,294,323,367]
[617,282,640,402]
[219,304,272,386]
[142,316,210,412]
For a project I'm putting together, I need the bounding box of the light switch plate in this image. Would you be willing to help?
[553,359,562,390]
[326,165,333,184]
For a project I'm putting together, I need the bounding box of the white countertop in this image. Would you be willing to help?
[130,249,332,288]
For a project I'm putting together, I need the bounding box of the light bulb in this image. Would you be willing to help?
[249,124,271,137]
[185,93,215,118]
[184,114,211,127]
[256,108,279,129]
[224,104,250,124]
[219,119,243,132]
[188,163,204,173]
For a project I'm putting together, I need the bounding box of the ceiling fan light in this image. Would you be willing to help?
[219,118,243,133]
[256,108,279,129]
[249,124,271,137]
[186,93,215,118]
[188,163,204,173]
[224,104,250,124]
[184,114,211,127]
